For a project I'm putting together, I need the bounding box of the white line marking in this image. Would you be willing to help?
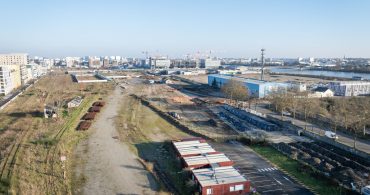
[253,180,273,183]
[262,189,283,193]
[273,177,283,185]
[258,183,277,188]
[283,176,293,183]
[248,175,265,179]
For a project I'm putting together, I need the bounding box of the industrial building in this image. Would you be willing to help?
[328,81,370,96]
[172,138,217,158]
[152,58,171,69]
[208,74,287,98]
[172,138,250,194]
[205,58,221,69]
[182,153,233,170]
[309,87,334,98]
[192,166,250,195]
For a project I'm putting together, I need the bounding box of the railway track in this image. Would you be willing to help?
[0,127,29,193]
[43,98,93,194]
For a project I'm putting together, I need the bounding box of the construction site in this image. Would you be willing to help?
[100,71,369,194]
[1,68,369,195]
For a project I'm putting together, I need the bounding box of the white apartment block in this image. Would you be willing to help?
[329,81,370,96]
[0,66,14,95]
[65,57,80,67]
[0,53,28,65]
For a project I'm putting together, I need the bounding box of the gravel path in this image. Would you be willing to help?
[80,86,159,195]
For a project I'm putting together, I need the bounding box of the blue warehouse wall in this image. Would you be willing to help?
[208,75,262,98]
[208,74,288,98]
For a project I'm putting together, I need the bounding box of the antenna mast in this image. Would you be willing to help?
[260,48,265,80]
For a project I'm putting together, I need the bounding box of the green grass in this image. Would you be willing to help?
[250,145,343,195]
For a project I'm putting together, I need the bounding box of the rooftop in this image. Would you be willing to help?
[313,87,331,92]
[192,166,247,187]
[183,153,232,167]
[330,81,370,85]
[173,140,216,156]
[209,74,289,87]
[209,74,270,85]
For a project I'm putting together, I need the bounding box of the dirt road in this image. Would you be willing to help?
[76,86,159,195]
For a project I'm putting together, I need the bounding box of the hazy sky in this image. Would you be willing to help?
[0,0,369,58]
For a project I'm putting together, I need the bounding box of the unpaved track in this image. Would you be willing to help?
[81,86,158,195]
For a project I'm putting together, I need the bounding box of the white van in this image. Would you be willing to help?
[325,131,338,139]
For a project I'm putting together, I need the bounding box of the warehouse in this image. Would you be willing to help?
[208,74,287,98]
[172,138,218,158]
[182,153,233,170]
[328,81,370,96]
[192,166,250,195]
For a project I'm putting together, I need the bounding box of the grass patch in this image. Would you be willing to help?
[250,145,343,195]
[30,138,56,146]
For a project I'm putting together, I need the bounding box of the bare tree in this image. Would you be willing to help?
[221,79,249,105]
[299,96,319,131]
[270,92,290,120]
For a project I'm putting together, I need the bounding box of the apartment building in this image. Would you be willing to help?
[0,53,28,65]
[0,53,29,85]
[0,66,14,95]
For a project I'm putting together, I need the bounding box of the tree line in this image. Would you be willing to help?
[217,78,369,138]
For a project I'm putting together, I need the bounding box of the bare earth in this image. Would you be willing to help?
[78,86,158,195]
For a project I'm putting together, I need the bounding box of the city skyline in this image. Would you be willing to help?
[1,0,370,58]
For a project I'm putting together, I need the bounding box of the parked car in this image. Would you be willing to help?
[361,185,370,195]
[168,112,181,119]
[325,131,338,139]
[282,111,291,116]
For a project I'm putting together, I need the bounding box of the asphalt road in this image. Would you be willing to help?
[211,141,314,195]
[255,104,370,154]
[0,80,35,109]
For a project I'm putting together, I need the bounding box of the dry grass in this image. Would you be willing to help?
[0,71,114,194]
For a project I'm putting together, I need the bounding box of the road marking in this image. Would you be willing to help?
[273,177,283,185]
[258,183,277,188]
[262,189,283,193]
[253,180,273,183]
[245,171,259,174]
[283,176,293,183]
[258,167,277,172]
[248,175,265,179]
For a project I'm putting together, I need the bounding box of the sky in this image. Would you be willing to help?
[0,0,369,58]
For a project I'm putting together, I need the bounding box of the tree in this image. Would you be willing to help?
[221,79,249,104]
[299,96,319,131]
[269,92,290,120]
[328,103,339,134]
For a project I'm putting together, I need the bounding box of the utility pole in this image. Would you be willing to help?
[260,49,265,81]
